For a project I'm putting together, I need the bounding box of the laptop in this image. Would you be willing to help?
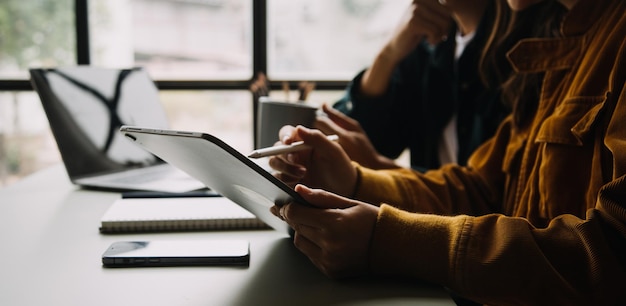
[29,67,206,193]
[119,125,312,233]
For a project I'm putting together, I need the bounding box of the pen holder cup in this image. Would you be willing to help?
[256,98,318,149]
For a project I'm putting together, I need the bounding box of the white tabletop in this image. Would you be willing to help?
[0,165,454,306]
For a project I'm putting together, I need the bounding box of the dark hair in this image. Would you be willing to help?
[480,0,566,128]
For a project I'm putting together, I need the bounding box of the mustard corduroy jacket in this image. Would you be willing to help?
[355,0,626,304]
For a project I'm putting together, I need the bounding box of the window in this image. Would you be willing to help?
[0,0,76,79]
[0,0,409,186]
[159,90,254,152]
[89,0,253,80]
[0,91,59,186]
[267,0,406,80]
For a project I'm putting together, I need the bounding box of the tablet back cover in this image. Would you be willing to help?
[120,126,304,234]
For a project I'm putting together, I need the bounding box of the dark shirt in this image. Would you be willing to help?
[334,6,508,171]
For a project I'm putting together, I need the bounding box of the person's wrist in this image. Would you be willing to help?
[374,154,400,170]
[349,165,362,199]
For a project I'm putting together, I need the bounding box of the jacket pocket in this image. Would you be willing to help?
[536,95,607,146]
[533,94,608,219]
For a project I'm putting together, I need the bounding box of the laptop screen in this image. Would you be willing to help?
[30,67,170,180]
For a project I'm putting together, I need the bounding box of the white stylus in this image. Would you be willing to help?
[247,134,339,158]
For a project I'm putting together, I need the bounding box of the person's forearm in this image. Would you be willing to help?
[359,48,404,97]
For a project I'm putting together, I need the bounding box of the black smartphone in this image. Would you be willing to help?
[102,240,249,267]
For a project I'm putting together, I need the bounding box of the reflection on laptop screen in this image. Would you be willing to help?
[31,67,169,180]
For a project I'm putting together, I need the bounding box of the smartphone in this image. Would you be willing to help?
[102,240,249,267]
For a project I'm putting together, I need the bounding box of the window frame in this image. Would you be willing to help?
[0,0,348,147]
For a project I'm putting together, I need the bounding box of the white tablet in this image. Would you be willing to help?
[119,126,307,234]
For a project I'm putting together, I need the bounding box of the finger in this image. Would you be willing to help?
[271,205,296,229]
[295,184,357,210]
[291,127,343,164]
[295,126,343,154]
[413,0,450,20]
[273,171,300,187]
[313,115,344,137]
[280,195,339,230]
[278,125,299,144]
[270,205,281,218]
[320,104,362,131]
[268,156,306,179]
[294,126,351,170]
[292,229,323,262]
[410,4,452,44]
[409,14,448,44]
[278,204,332,259]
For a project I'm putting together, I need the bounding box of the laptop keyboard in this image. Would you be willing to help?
[75,163,207,193]
[106,165,180,184]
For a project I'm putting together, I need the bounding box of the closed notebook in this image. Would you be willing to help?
[99,197,268,233]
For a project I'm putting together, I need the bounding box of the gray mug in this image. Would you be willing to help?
[256,97,318,149]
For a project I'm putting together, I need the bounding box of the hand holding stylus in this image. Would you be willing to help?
[248,135,339,158]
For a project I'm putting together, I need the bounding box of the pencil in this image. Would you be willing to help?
[247,135,339,158]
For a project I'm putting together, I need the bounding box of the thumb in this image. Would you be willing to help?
[295,184,356,209]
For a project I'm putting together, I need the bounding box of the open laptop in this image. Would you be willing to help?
[119,126,311,234]
[29,67,206,193]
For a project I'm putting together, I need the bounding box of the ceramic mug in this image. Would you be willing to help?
[256,97,318,149]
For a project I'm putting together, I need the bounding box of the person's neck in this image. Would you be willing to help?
[451,0,489,36]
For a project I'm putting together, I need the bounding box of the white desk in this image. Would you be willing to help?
[0,165,454,306]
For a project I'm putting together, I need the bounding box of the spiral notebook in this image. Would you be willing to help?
[99,196,269,233]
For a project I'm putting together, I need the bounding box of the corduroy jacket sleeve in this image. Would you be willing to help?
[353,116,511,217]
[353,58,626,306]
